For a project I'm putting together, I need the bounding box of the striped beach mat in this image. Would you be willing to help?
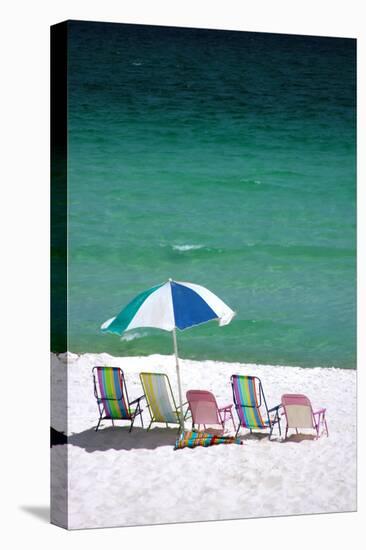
[174,430,242,450]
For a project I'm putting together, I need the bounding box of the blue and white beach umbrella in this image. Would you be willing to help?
[101,279,236,426]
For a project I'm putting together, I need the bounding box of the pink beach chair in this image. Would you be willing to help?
[186,390,236,435]
[281,394,329,439]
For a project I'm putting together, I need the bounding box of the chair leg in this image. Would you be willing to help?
[316,422,320,439]
[134,403,144,428]
[95,416,102,432]
[147,420,153,431]
[235,424,241,438]
[111,419,115,427]
[130,407,143,433]
[319,412,328,437]
[277,412,281,436]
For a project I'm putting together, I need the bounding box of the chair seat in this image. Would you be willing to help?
[152,410,181,423]
[247,421,270,429]
[104,410,133,420]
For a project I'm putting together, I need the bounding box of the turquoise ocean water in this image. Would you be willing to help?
[67,21,356,369]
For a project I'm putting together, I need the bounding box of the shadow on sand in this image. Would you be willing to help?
[238,432,271,442]
[281,433,317,443]
[64,424,294,452]
[67,425,180,452]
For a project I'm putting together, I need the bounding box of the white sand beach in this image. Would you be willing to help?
[51,352,356,530]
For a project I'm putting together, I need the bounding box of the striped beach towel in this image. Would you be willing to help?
[174,430,242,450]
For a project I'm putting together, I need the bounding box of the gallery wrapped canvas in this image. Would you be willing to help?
[51,20,356,530]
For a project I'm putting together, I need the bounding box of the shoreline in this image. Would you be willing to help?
[56,350,356,372]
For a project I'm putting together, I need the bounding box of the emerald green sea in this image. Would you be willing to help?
[66,21,356,369]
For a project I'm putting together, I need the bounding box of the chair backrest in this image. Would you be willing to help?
[186,390,221,426]
[93,366,131,420]
[140,372,178,423]
[281,394,314,429]
[231,375,267,428]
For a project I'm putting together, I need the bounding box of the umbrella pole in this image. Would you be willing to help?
[172,326,184,431]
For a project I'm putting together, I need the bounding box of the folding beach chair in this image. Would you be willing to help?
[281,394,329,439]
[186,390,236,435]
[139,372,190,431]
[93,367,144,432]
[231,375,281,440]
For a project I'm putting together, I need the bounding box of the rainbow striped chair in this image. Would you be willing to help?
[139,372,190,431]
[93,367,144,432]
[231,375,281,440]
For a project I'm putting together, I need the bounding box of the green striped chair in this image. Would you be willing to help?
[93,367,144,432]
[231,375,281,440]
[139,372,190,431]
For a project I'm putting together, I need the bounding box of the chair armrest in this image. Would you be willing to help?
[313,408,326,416]
[129,395,145,406]
[178,402,192,420]
[268,404,281,413]
[218,404,233,412]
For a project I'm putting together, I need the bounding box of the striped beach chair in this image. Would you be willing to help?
[139,372,190,431]
[93,367,144,432]
[231,375,281,440]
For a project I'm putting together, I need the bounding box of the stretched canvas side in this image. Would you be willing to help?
[50,20,69,530]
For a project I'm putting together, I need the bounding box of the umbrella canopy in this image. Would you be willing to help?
[101,279,235,428]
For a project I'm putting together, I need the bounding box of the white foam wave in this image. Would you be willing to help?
[121,331,149,342]
[172,244,204,252]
